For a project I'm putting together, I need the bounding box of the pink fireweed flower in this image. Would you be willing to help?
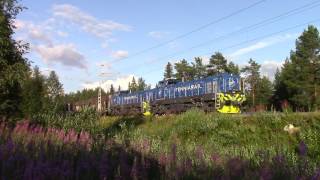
[142,139,150,153]
[68,129,78,143]
[158,153,167,166]
[78,131,92,149]
[211,153,222,166]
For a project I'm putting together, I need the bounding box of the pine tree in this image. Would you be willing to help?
[137,77,147,91]
[226,61,240,75]
[110,84,115,94]
[174,59,194,81]
[46,71,64,100]
[241,59,261,107]
[130,77,137,92]
[272,67,289,110]
[22,66,46,117]
[278,26,320,111]
[207,52,228,76]
[45,70,64,113]
[164,62,173,79]
[128,82,131,92]
[192,57,206,79]
[0,0,30,119]
[118,85,121,92]
[255,76,273,107]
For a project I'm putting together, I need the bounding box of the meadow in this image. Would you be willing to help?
[1,109,320,179]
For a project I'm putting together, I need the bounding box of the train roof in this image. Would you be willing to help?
[114,73,240,97]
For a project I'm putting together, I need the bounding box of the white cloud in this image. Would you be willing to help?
[14,19,88,70]
[148,31,170,39]
[14,19,26,30]
[229,34,297,58]
[52,4,131,40]
[39,67,54,77]
[34,43,87,69]
[29,28,52,45]
[200,56,210,65]
[14,19,53,45]
[82,74,134,92]
[260,60,283,80]
[57,31,68,37]
[112,50,129,59]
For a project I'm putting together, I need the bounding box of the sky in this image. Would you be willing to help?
[14,0,320,93]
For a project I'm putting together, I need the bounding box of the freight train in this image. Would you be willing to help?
[108,73,246,116]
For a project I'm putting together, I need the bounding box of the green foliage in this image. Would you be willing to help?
[275,26,320,111]
[32,108,101,134]
[192,57,206,79]
[128,77,149,92]
[137,77,147,91]
[174,59,194,81]
[21,66,46,117]
[164,62,173,79]
[103,110,320,167]
[241,59,261,107]
[255,76,273,107]
[46,70,63,99]
[0,0,29,120]
[226,61,240,75]
[129,76,137,91]
[45,70,64,113]
[109,84,115,94]
[207,52,228,76]
[65,87,106,103]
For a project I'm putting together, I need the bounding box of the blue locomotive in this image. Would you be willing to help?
[109,73,245,115]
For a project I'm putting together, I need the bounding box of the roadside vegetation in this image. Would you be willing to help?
[1,109,320,179]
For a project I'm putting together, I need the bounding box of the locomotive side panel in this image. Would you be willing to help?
[109,73,244,115]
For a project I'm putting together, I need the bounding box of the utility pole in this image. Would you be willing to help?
[97,82,102,112]
[97,62,120,112]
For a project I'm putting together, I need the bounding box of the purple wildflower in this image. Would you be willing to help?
[184,157,193,173]
[298,141,307,157]
[130,157,138,179]
[311,168,320,180]
[226,157,245,178]
[170,143,177,166]
[142,139,150,153]
[158,153,167,166]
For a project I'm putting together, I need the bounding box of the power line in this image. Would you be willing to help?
[109,0,267,64]
[135,18,320,77]
[122,0,320,73]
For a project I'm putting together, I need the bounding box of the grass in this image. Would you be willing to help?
[100,109,320,168]
[5,109,318,178]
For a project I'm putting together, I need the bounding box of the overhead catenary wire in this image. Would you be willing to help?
[120,0,320,73]
[134,18,320,77]
[109,0,267,64]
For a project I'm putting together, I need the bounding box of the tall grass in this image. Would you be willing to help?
[3,109,319,178]
[106,109,320,169]
[1,119,320,179]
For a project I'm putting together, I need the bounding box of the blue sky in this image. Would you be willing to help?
[14,0,320,93]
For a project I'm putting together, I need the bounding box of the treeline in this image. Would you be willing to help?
[127,77,151,92]
[162,25,320,111]
[65,88,107,103]
[22,67,64,116]
[162,53,272,110]
[163,53,240,81]
[1,1,69,120]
